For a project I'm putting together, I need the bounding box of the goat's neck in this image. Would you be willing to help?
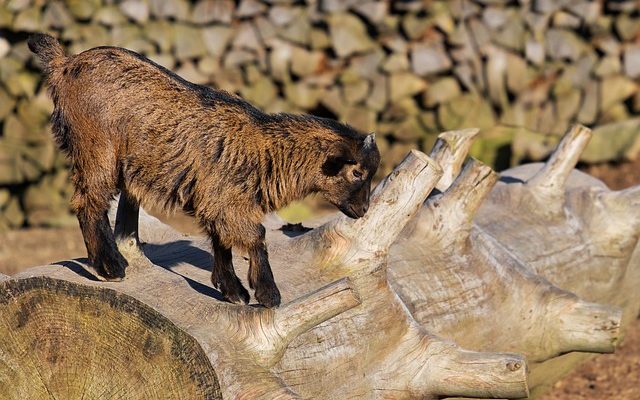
[260,137,323,212]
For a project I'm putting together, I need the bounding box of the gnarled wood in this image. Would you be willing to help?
[1,149,528,400]
[429,128,480,191]
[390,156,621,363]
[472,125,639,396]
[526,124,593,217]
[395,125,635,396]
[2,125,637,399]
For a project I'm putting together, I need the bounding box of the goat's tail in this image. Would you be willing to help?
[28,33,66,75]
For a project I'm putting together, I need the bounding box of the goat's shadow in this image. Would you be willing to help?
[53,241,224,301]
[142,241,225,301]
[55,259,102,281]
[278,222,313,238]
[499,175,525,184]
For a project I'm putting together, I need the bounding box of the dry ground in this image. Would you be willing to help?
[0,158,638,399]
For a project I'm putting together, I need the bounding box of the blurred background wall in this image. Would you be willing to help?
[0,0,639,230]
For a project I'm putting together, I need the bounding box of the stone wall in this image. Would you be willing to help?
[0,0,639,229]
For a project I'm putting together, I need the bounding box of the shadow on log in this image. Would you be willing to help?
[1,125,637,399]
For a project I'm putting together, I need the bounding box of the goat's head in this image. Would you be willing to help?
[320,133,380,219]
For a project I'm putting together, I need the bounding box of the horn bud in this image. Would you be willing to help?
[364,133,376,148]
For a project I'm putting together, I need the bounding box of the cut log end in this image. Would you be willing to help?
[273,277,361,347]
[526,124,592,213]
[0,276,222,399]
[429,128,480,191]
[413,158,497,246]
[439,158,497,219]
[420,348,529,399]
[554,299,622,355]
[235,278,361,368]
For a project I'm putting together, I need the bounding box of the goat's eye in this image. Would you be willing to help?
[352,170,363,179]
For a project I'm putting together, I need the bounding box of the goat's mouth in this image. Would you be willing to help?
[339,204,365,219]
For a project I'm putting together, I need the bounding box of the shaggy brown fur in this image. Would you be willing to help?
[29,33,380,307]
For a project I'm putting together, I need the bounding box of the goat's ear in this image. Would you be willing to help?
[322,147,356,176]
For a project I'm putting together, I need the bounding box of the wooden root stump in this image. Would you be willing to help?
[1,125,637,399]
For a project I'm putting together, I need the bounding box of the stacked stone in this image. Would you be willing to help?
[0,0,639,229]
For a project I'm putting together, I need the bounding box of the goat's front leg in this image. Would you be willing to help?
[247,224,281,308]
[208,230,250,305]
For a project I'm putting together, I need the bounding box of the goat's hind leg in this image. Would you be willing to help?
[71,175,127,281]
[114,190,141,248]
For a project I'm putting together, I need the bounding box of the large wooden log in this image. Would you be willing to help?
[1,125,636,398]
[1,150,529,399]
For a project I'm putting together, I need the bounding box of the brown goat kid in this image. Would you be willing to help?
[29,33,380,308]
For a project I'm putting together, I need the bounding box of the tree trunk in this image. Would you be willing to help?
[2,125,637,399]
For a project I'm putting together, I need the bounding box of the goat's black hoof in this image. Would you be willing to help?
[216,275,250,305]
[255,282,281,308]
[94,251,128,281]
[222,284,250,305]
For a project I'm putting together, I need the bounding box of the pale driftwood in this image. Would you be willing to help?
[388,124,636,397]
[1,125,636,398]
[391,158,621,360]
[473,125,640,396]
[429,128,480,192]
[1,150,529,399]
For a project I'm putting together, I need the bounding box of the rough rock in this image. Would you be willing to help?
[284,81,321,109]
[411,42,452,75]
[149,0,190,21]
[577,80,599,125]
[546,29,588,61]
[192,0,233,24]
[174,24,208,60]
[389,72,426,102]
[342,79,370,105]
[423,77,461,107]
[201,26,233,57]
[525,39,545,65]
[291,47,325,77]
[236,0,267,17]
[240,75,277,108]
[65,0,100,20]
[582,119,640,162]
[438,94,496,131]
[0,38,11,58]
[13,6,40,31]
[366,73,388,111]
[382,52,409,72]
[42,1,74,29]
[600,75,637,111]
[615,13,640,41]
[119,0,149,23]
[0,88,16,120]
[94,6,126,26]
[624,45,640,79]
[595,55,622,77]
[328,13,376,57]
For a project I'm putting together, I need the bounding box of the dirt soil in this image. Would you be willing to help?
[0,159,638,399]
